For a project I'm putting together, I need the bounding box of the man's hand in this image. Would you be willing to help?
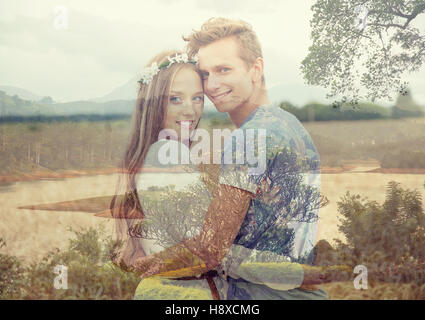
[300,265,326,289]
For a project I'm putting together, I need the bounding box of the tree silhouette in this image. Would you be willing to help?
[302,0,425,107]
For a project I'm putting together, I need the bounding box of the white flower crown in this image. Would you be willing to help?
[138,53,198,85]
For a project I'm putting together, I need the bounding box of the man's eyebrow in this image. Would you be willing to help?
[214,64,230,69]
[200,64,230,72]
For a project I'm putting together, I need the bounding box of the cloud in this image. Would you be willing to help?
[0,0,424,104]
[0,7,196,100]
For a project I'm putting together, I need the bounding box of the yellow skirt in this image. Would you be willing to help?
[133,276,213,300]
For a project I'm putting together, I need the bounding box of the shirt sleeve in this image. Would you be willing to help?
[218,244,304,291]
[218,129,261,194]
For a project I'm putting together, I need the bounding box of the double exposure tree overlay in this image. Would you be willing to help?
[301,0,425,107]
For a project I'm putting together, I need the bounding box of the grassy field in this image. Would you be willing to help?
[1,117,425,299]
[1,116,425,178]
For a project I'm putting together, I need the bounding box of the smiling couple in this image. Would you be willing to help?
[111,17,328,300]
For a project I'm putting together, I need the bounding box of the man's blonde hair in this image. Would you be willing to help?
[184,17,265,83]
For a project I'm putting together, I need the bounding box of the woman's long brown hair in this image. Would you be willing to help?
[109,51,202,265]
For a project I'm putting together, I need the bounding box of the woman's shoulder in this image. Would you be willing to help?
[144,139,186,168]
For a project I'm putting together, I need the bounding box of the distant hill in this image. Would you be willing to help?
[91,77,139,103]
[94,79,332,107]
[91,76,332,109]
[50,99,135,115]
[0,85,43,101]
[0,90,135,118]
[0,90,55,116]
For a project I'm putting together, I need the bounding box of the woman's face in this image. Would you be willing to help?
[163,67,204,142]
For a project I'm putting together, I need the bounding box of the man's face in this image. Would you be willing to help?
[198,37,255,114]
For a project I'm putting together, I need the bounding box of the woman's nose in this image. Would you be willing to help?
[182,102,196,116]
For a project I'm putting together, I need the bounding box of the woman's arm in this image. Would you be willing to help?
[119,183,252,277]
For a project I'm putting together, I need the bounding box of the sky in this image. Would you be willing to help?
[0,0,424,104]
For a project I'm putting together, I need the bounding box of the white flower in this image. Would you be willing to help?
[139,62,160,84]
[150,62,159,74]
[139,54,197,85]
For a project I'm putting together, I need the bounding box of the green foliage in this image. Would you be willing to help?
[39,96,54,104]
[302,0,425,106]
[255,227,294,256]
[392,88,425,118]
[134,277,210,300]
[331,181,425,283]
[0,90,134,119]
[0,90,53,116]
[201,111,233,127]
[0,227,140,299]
[0,238,26,299]
[279,101,417,122]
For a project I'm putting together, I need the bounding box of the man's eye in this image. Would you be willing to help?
[220,68,230,73]
[170,96,181,103]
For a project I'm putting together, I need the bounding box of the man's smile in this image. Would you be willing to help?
[210,90,232,102]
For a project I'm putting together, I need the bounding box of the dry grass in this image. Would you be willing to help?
[323,281,425,300]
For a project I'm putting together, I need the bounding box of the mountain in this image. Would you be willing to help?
[0,90,134,117]
[91,75,331,109]
[91,77,139,103]
[50,99,135,115]
[0,90,55,116]
[0,85,43,101]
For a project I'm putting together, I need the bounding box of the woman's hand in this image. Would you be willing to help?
[133,255,165,278]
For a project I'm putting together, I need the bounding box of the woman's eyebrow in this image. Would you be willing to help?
[193,91,204,95]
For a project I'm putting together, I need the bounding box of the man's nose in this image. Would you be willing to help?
[206,74,220,93]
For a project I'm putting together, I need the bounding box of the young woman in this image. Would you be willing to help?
[110,50,219,299]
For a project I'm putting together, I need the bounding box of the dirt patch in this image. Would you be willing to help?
[368,168,425,174]
[0,166,192,183]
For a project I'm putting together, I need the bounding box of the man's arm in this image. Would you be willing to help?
[119,183,252,277]
[116,184,327,288]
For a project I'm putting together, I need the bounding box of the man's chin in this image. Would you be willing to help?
[213,102,237,113]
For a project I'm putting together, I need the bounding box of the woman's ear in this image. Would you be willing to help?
[251,57,264,84]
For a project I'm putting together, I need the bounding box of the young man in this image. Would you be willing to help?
[183,17,328,300]
[123,18,327,300]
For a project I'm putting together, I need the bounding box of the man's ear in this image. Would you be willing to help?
[251,57,264,84]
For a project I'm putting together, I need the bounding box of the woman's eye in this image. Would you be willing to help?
[220,67,230,73]
[170,96,181,103]
[193,96,204,103]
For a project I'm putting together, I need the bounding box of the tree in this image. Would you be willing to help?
[301,0,425,107]
[391,88,425,118]
[39,96,54,104]
[334,181,425,283]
